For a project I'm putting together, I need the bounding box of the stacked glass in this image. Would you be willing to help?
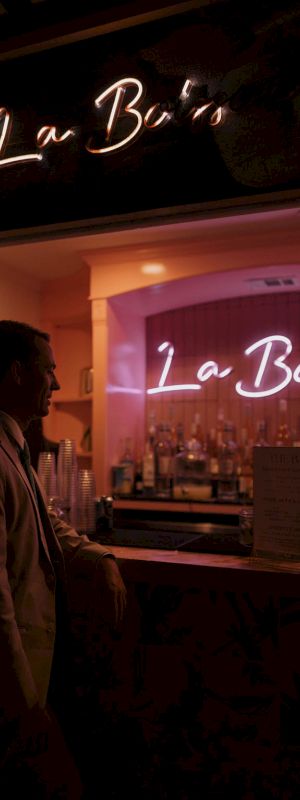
[37,451,57,500]
[76,469,96,535]
[57,439,78,525]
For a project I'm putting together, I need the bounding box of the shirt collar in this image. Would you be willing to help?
[0,410,25,450]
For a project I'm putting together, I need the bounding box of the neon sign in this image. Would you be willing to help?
[147,335,300,399]
[0,77,223,169]
[0,107,42,166]
[153,341,201,393]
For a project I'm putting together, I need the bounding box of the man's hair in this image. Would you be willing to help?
[0,320,50,382]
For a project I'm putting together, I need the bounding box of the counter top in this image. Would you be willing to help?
[110,544,300,574]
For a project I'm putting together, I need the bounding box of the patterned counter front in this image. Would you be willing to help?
[68,549,300,799]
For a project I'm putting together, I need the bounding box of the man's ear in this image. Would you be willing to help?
[10,360,23,385]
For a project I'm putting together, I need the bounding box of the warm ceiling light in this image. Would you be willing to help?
[141,262,166,275]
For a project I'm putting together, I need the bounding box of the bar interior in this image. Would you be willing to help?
[1,1,300,796]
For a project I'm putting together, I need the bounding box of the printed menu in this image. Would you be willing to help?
[253,447,300,559]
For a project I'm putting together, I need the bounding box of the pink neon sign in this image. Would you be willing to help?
[147,335,300,398]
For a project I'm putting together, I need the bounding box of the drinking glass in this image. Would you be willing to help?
[57,439,78,524]
[77,468,96,535]
[37,451,57,500]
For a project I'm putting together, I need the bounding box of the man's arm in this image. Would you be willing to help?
[49,512,127,628]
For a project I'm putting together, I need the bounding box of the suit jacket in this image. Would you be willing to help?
[0,423,112,733]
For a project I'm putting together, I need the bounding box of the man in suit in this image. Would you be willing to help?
[0,319,127,797]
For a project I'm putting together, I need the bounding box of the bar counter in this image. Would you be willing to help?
[110,543,300,574]
[69,544,300,799]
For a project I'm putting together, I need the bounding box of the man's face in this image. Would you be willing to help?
[22,336,60,418]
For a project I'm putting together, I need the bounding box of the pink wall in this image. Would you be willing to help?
[146,291,300,445]
[107,299,145,463]
[91,296,145,493]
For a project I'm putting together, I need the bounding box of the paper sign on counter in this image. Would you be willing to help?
[253,447,300,560]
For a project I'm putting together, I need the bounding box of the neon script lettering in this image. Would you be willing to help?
[147,335,300,398]
[87,77,222,155]
[0,77,223,168]
[0,107,42,166]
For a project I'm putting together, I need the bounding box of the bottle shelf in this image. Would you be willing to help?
[114,497,245,516]
[114,493,248,505]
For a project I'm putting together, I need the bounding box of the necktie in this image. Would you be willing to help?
[19,439,63,573]
[19,439,38,502]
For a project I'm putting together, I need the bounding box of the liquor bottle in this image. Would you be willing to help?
[173,421,209,500]
[147,412,157,449]
[255,420,269,447]
[206,427,219,499]
[142,441,155,494]
[274,399,292,446]
[187,420,207,465]
[219,422,237,474]
[194,412,204,448]
[216,408,225,449]
[239,425,249,454]
[133,456,144,495]
[176,421,186,453]
[155,423,172,496]
[184,420,207,480]
[168,404,177,459]
[243,402,255,449]
[218,421,238,501]
[238,443,253,502]
[187,419,200,453]
[207,428,219,475]
[119,437,135,495]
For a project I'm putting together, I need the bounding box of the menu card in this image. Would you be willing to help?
[253,447,300,559]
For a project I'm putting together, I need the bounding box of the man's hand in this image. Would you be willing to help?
[96,556,127,629]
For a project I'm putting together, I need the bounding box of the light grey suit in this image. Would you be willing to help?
[0,422,112,741]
